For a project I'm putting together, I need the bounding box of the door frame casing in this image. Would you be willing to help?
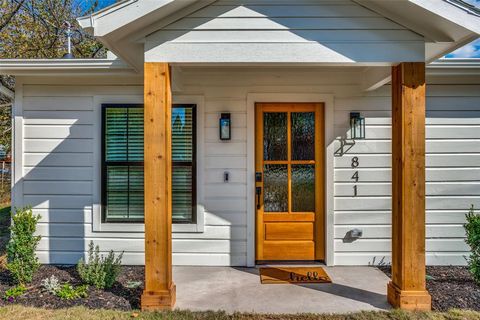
[246,93,335,267]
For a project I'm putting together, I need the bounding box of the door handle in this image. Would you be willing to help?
[256,187,262,210]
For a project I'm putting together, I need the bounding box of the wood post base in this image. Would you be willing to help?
[387,281,431,311]
[141,284,176,311]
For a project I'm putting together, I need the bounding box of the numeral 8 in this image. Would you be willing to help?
[351,157,359,168]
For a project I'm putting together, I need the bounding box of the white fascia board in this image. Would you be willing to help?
[0,59,137,76]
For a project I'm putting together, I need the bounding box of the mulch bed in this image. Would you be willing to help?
[379,266,480,311]
[0,265,145,310]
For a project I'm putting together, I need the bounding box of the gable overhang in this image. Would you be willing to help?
[354,0,480,63]
[78,0,479,71]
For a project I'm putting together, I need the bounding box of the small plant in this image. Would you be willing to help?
[41,275,60,294]
[77,241,123,289]
[3,285,27,302]
[6,207,41,285]
[125,280,142,289]
[465,205,480,285]
[55,284,88,300]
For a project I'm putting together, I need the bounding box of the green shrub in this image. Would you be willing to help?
[77,241,123,289]
[465,204,480,284]
[6,207,41,285]
[3,285,27,301]
[55,284,88,300]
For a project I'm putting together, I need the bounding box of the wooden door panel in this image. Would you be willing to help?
[263,241,315,260]
[265,222,314,241]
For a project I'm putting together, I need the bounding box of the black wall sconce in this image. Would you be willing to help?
[350,112,365,140]
[219,113,231,140]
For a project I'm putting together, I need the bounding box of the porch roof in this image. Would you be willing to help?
[77,0,480,71]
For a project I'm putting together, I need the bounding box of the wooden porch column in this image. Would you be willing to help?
[387,62,431,311]
[141,62,176,311]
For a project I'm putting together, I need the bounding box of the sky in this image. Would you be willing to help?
[445,0,480,58]
[90,0,480,59]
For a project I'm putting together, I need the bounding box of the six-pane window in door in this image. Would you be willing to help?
[102,104,197,223]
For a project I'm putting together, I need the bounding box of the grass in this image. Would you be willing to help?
[0,307,479,320]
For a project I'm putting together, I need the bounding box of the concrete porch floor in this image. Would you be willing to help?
[173,266,391,314]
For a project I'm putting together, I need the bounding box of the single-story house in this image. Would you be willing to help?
[1,0,480,311]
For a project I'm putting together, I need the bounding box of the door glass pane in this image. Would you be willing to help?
[263,164,288,212]
[292,112,315,160]
[292,165,315,212]
[263,112,287,161]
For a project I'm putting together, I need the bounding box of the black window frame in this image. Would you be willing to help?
[101,103,197,224]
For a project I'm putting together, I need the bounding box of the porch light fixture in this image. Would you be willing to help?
[350,112,365,140]
[219,113,231,140]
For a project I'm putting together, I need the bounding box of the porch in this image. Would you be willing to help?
[142,62,430,312]
[173,266,390,314]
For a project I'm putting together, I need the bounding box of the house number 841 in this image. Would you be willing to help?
[351,157,359,197]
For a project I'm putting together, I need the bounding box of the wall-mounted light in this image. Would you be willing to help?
[219,113,231,140]
[350,112,365,140]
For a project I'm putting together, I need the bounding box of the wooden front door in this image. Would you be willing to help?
[255,103,325,262]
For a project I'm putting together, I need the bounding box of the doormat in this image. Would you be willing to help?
[259,267,332,284]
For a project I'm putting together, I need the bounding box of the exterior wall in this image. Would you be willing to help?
[13,69,480,266]
[145,0,425,63]
[333,83,479,266]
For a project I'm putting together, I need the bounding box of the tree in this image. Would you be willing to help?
[0,0,111,156]
[0,0,106,60]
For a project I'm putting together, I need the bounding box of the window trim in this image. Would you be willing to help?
[101,103,197,224]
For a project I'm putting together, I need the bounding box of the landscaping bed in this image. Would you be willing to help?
[0,265,145,310]
[379,266,480,312]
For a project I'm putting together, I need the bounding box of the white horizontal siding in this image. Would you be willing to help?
[20,84,245,267]
[17,70,479,267]
[145,0,424,63]
[333,84,480,266]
